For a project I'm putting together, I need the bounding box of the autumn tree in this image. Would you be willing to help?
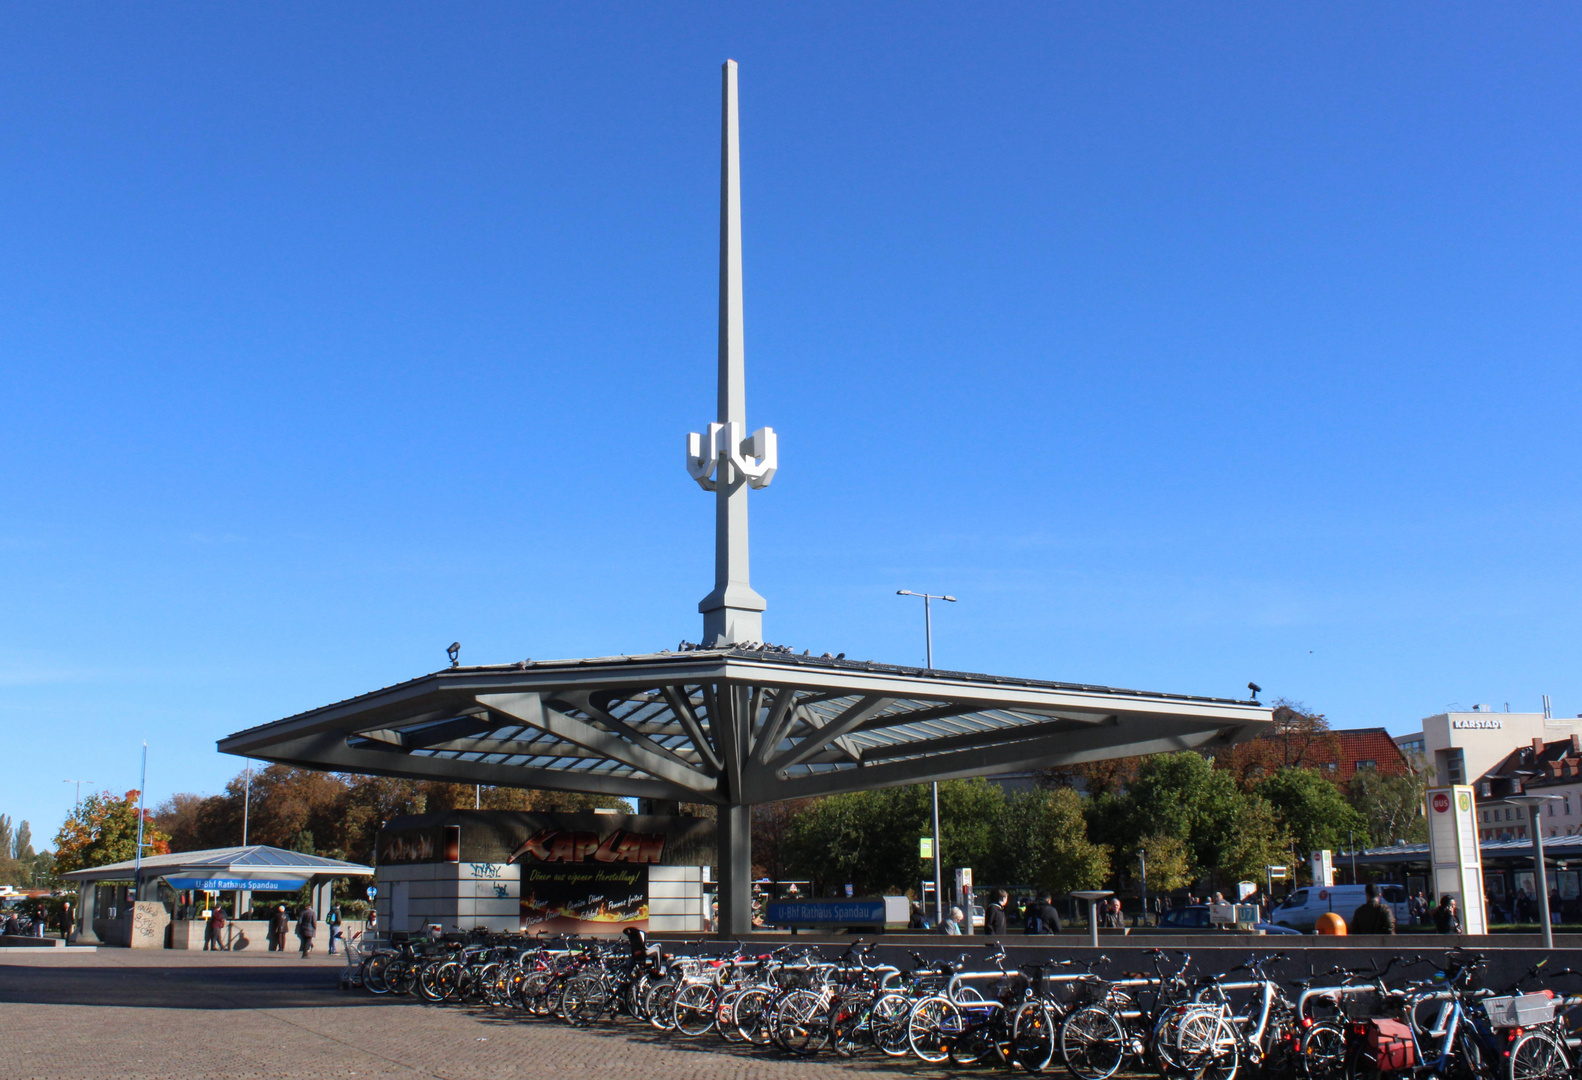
[53,791,170,875]
[1215,700,1342,790]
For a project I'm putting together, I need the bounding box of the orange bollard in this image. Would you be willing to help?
[1315,912,1347,935]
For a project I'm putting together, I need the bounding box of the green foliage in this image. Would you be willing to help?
[1090,752,1289,889]
[1348,765,1429,846]
[780,780,1109,896]
[1134,834,1192,895]
[1258,768,1364,854]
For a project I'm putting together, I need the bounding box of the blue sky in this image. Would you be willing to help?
[4,4,1581,843]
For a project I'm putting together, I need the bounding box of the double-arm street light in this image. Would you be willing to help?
[897,589,957,928]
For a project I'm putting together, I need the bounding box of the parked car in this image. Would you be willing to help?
[1156,904,1303,935]
[1268,884,1409,931]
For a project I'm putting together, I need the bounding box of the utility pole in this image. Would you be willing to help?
[897,589,957,927]
[242,760,252,846]
[133,742,148,899]
[63,779,93,810]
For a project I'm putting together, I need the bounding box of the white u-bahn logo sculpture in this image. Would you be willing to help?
[686,421,777,491]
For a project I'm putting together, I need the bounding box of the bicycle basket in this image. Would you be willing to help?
[1484,993,1558,1029]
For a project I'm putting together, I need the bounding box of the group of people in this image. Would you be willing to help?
[203,903,345,955]
[909,890,1070,935]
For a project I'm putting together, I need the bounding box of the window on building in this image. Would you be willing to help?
[1446,748,1466,785]
[1567,797,1572,816]
[1356,760,1377,770]
[1322,762,1337,771]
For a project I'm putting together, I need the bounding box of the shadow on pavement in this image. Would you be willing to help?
[0,960,414,1010]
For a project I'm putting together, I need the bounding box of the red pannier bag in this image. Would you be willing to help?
[1365,1019,1416,1072]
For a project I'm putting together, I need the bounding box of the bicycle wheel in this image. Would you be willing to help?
[1301,1022,1347,1080]
[562,975,609,1026]
[416,962,447,1002]
[1510,1030,1569,1080]
[362,955,390,995]
[871,991,914,1057]
[715,988,746,1043]
[830,992,870,1059]
[645,979,678,1031]
[909,995,964,1064]
[733,987,773,1045]
[775,990,831,1057]
[1012,1000,1057,1074]
[388,960,417,996]
[672,983,719,1038]
[1062,1004,1129,1080]
[1176,1011,1238,1080]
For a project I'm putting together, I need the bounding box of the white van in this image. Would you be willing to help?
[1270,884,1410,931]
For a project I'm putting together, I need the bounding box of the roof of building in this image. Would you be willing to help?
[1479,734,1582,793]
[60,845,373,882]
[217,646,1272,805]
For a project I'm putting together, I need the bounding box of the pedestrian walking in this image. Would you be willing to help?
[1434,894,1461,934]
[326,905,342,955]
[205,906,228,951]
[296,906,317,957]
[984,890,1008,937]
[1350,883,1396,935]
[61,901,74,944]
[942,906,964,935]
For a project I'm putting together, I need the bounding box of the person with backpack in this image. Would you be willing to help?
[1024,891,1063,934]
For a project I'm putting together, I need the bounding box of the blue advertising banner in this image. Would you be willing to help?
[164,877,307,892]
[765,898,886,925]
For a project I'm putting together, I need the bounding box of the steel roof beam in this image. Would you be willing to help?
[477,692,718,794]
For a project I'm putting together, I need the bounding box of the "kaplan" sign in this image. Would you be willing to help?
[509,828,666,864]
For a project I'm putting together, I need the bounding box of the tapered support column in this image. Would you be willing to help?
[716,803,753,936]
[698,58,766,647]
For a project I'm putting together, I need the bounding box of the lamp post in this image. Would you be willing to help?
[63,779,93,811]
[897,589,957,928]
[242,760,252,846]
[1508,794,1561,948]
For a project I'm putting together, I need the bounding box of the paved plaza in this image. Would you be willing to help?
[0,949,926,1080]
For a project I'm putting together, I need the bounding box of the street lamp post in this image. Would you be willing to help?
[1509,794,1561,948]
[63,779,94,810]
[897,589,957,928]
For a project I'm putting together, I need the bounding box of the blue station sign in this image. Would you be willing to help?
[165,877,307,892]
[765,897,906,926]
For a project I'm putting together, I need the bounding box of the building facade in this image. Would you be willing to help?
[1397,709,1582,788]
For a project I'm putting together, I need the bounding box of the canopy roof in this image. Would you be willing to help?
[219,646,1269,805]
[60,844,373,883]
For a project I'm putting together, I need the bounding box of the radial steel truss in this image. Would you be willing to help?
[218,648,1267,805]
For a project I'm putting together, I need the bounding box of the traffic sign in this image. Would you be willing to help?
[366,885,378,900]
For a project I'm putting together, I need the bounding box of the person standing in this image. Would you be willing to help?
[296,905,317,957]
[60,901,74,945]
[205,906,227,951]
[942,907,964,935]
[270,904,289,952]
[1350,883,1396,934]
[1434,895,1461,934]
[325,905,342,955]
[984,890,1008,937]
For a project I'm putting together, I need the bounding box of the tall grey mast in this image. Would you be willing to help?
[688,59,778,647]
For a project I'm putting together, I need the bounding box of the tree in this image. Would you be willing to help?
[53,791,171,875]
[1349,766,1429,846]
[1258,768,1365,854]
[15,820,34,860]
[1215,700,1342,790]
[1038,757,1144,798]
[1133,834,1192,896]
[1093,751,1288,890]
[989,789,1111,893]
